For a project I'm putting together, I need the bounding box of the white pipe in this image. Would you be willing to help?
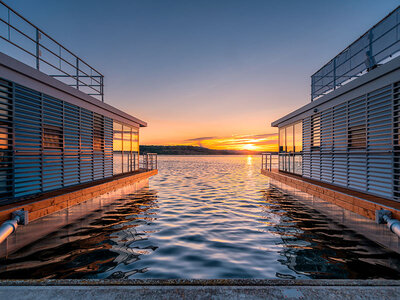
[0,217,19,244]
[383,214,400,238]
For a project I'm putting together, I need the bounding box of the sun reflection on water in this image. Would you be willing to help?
[0,156,400,279]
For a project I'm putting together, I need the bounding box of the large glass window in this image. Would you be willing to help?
[278,121,303,175]
[279,128,286,152]
[294,122,302,152]
[113,121,139,175]
[113,122,123,175]
[286,126,294,152]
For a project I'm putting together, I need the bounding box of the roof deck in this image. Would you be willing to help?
[0,0,104,101]
[311,5,400,101]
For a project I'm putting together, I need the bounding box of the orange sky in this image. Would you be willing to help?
[18,1,398,153]
[138,111,280,152]
[137,106,283,151]
[181,133,278,152]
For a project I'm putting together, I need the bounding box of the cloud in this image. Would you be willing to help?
[184,136,217,142]
[182,133,278,151]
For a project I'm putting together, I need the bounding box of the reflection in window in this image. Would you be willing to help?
[294,122,302,152]
[113,121,139,175]
[286,126,294,152]
[278,121,303,175]
[279,128,286,152]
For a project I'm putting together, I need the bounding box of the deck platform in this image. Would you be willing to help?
[0,279,399,299]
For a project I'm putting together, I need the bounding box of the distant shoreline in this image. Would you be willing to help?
[140,145,273,156]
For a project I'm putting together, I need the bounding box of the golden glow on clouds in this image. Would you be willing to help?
[182,133,278,152]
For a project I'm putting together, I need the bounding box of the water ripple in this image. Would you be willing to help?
[0,155,400,279]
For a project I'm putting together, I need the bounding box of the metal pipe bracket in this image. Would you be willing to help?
[12,210,29,225]
[375,209,391,224]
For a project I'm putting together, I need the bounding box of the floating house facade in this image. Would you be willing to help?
[262,6,400,240]
[0,2,157,217]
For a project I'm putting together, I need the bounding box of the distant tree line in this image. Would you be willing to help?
[139,145,266,155]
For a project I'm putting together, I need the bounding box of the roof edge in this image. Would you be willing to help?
[0,52,147,127]
[271,54,400,127]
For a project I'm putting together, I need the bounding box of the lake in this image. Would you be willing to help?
[0,155,399,279]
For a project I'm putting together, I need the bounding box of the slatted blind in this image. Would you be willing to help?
[393,81,400,199]
[0,79,13,200]
[302,83,395,200]
[0,77,117,204]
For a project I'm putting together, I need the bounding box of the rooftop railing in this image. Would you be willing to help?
[0,1,104,101]
[311,5,400,101]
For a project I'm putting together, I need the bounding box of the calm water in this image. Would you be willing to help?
[0,155,400,279]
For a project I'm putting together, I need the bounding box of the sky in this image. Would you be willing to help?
[3,0,400,151]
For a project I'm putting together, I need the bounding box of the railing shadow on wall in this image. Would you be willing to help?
[0,1,104,101]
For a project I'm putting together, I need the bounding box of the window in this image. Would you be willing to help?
[279,128,286,152]
[43,125,63,149]
[294,122,302,152]
[113,121,140,175]
[348,125,366,149]
[286,126,294,152]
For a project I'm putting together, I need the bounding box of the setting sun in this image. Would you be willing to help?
[242,144,256,151]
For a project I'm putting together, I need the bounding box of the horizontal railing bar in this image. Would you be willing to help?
[39,58,101,94]
[0,0,104,76]
[311,7,400,100]
[312,7,400,79]
[0,0,104,101]
[50,75,103,78]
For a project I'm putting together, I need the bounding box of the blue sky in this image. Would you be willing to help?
[4,0,399,147]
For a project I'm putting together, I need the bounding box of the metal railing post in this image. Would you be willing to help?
[269,153,272,171]
[333,58,336,91]
[261,154,264,170]
[35,28,40,70]
[76,58,79,90]
[101,76,104,102]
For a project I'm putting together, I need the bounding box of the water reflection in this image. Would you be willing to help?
[262,187,400,279]
[0,189,158,279]
[0,156,399,279]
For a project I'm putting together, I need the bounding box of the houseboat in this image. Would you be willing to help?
[0,1,157,248]
[262,6,400,249]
